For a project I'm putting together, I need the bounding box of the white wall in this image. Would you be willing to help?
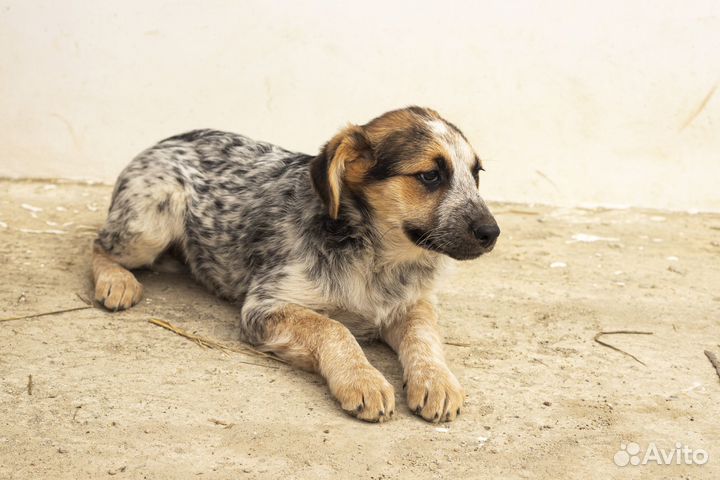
[1,0,719,211]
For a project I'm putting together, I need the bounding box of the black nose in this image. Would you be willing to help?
[470,221,500,248]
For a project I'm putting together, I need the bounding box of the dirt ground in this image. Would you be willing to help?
[0,178,718,479]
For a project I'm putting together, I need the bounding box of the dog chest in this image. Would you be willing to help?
[273,259,435,329]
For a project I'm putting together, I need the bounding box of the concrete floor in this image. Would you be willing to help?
[1,179,718,479]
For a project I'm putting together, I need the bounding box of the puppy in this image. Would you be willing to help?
[92,107,499,423]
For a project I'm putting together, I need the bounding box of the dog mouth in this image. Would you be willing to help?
[402,225,490,260]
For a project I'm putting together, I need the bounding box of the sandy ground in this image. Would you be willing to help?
[0,178,718,479]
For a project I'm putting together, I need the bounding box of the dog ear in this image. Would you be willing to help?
[310,125,373,219]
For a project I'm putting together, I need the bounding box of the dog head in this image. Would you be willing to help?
[310,106,499,261]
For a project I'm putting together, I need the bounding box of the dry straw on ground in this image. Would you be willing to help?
[0,306,94,323]
[593,330,654,366]
[148,318,286,368]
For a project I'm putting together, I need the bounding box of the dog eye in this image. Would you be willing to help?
[418,170,441,185]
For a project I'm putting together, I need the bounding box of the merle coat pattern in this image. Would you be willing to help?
[92,107,500,423]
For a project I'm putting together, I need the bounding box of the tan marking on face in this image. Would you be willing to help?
[365,176,437,218]
[388,141,456,176]
[363,173,446,261]
[365,110,457,176]
[352,108,469,255]
[363,108,441,142]
[315,107,485,259]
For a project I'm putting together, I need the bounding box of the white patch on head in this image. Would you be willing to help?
[427,120,475,172]
[447,138,478,195]
[435,129,485,229]
[427,120,476,185]
[428,120,449,136]
[449,137,475,170]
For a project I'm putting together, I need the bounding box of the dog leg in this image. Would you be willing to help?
[381,299,464,422]
[255,304,395,422]
[92,243,144,311]
[92,174,186,311]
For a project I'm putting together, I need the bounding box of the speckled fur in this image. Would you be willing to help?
[93,107,499,423]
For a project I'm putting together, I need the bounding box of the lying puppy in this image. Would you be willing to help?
[92,107,499,423]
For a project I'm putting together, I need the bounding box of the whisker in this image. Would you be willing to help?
[377,225,402,242]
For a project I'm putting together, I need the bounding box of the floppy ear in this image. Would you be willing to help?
[310,125,373,219]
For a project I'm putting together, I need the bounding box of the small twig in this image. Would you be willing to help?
[593,330,654,366]
[209,418,234,429]
[27,375,33,396]
[704,350,720,382]
[0,306,94,323]
[444,341,473,347]
[531,357,549,368]
[75,292,93,306]
[148,318,286,368]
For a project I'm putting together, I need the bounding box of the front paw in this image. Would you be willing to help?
[405,363,464,423]
[94,268,143,311]
[329,365,395,423]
